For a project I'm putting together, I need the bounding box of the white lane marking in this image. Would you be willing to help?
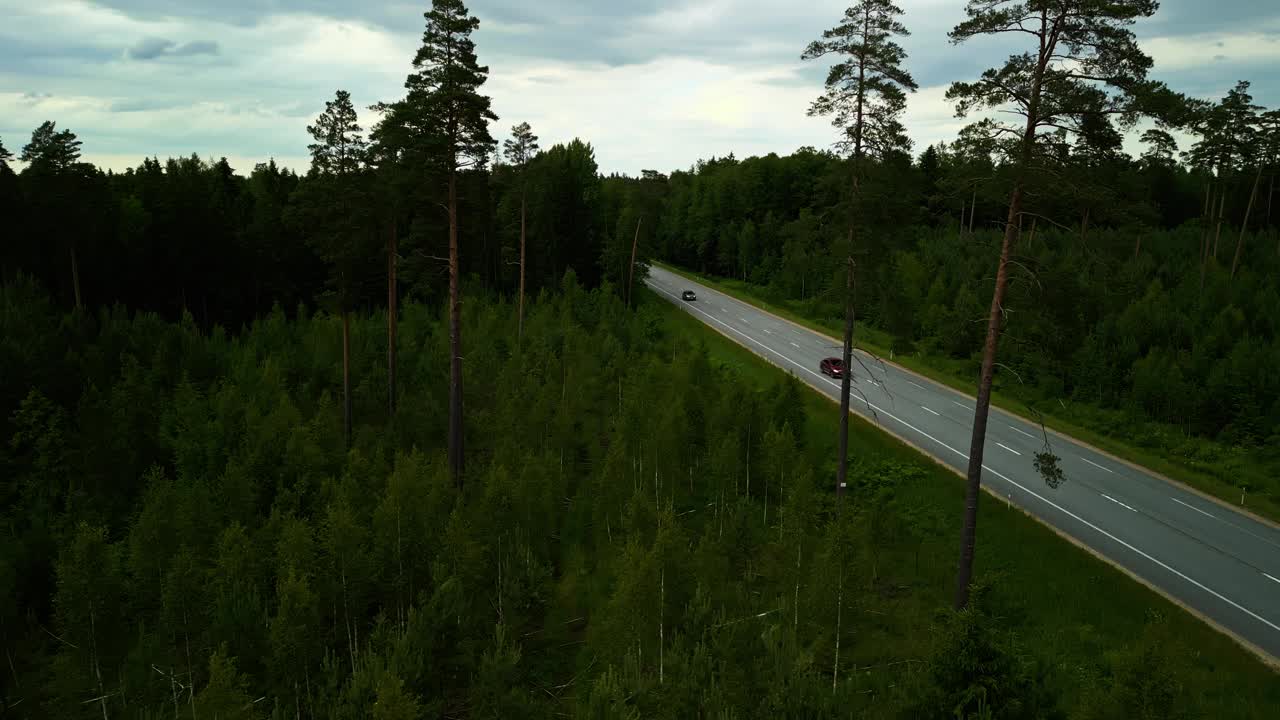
[721,307,728,313]
[1101,493,1136,512]
[1172,497,1216,519]
[908,380,926,390]
[650,280,1280,635]
[1081,457,1114,474]
[741,317,749,323]
[1009,425,1037,440]
[763,329,772,334]
[952,400,969,409]
[996,442,1021,456]
[868,380,880,387]
[922,406,941,416]
[790,342,800,349]
[1265,573,1280,586]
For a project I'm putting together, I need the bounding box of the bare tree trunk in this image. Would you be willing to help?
[836,254,854,498]
[1133,233,1142,260]
[626,216,643,308]
[1213,188,1226,261]
[955,184,1021,610]
[448,167,465,486]
[968,187,977,234]
[1231,165,1262,279]
[1079,207,1090,244]
[518,190,527,340]
[387,219,398,417]
[1199,184,1211,291]
[658,566,664,685]
[1027,217,1037,249]
[1267,173,1274,228]
[342,310,352,447]
[70,244,82,310]
[832,565,843,692]
[793,543,801,633]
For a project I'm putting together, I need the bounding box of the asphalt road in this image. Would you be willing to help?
[646,265,1280,663]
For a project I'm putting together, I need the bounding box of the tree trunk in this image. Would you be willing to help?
[1231,165,1262,279]
[626,215,643,309]
[70,243,82,310]
[1266,173,1274,228]
[387,218,398,417]
[1213,188,1225,261]
[448,168,465,486]
[968,187,977,234]
[1133,233,1142,260]
[518,190,527,341]
[1027,217,1037,249]
[342,310,352,447]
[836,255,854,498]
[1199,184,1211,290]
[1079,207,1090,244]
[955,184,1021,610]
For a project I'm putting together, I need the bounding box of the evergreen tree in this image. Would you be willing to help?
[503,121,540,341]
[945,0,1162,609]
[385,0,498,485]
[300,89,370,446]
[802,0,917,497]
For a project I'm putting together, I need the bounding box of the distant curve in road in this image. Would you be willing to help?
[646,265,1280,664]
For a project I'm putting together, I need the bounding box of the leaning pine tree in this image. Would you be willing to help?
[385,0,497,485]
[946,0,1163,609]
[802,0,917,499]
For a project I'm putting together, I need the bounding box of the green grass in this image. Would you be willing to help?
[648,288,1279,715]
[653,261,1280,525]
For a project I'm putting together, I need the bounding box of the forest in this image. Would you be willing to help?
[3,0,1280,717]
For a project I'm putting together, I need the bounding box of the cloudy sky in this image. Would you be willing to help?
[2,0,1278,176]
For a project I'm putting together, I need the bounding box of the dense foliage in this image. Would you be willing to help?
[7,275,1252,718]
[652,136,1280,504]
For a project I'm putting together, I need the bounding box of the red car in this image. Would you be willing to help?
[819,357,845,378]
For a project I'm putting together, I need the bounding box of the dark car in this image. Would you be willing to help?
[681,290,697,301]
[819,357,845,378]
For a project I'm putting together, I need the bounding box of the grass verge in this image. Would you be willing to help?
[648,288,1278,716]
[652,261,1280,526]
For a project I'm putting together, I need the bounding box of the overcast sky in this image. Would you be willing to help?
[2,0,1278,176]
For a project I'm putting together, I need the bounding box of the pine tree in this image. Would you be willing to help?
[302,89,370,446]
[503,122,540,341]
[386,0,498,485]
[802,0,917,498]
[945,0,1161,610]
[21,121,87,308]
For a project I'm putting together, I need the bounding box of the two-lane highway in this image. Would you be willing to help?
[646,265,1280,663]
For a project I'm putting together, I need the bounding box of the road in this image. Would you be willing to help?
[646,265,1280,663]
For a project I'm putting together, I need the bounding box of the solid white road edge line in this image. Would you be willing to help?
[649,280,1280,637]
[1172,497,1217,520]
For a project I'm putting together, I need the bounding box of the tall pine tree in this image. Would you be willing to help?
[503,122,540,341]
[802,0,917,498]
[386,0,498,485]
[946,0,1161,609]
[301,89,370,446]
